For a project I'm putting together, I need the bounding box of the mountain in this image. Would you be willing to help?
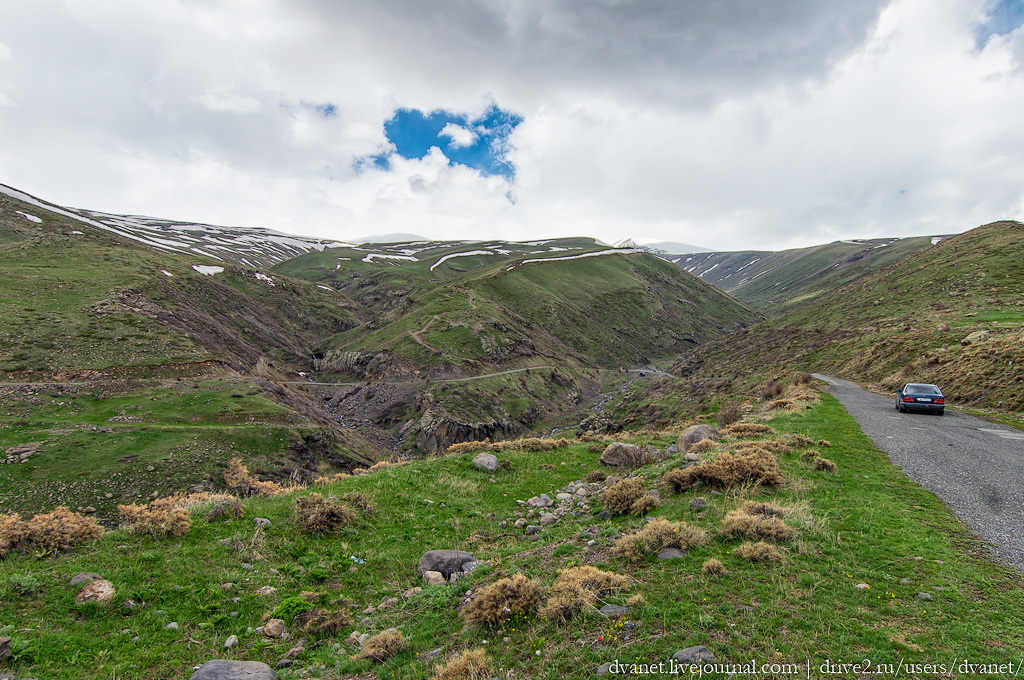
[639,240,712,254]
[673,236,945,314]
[352,232,430,244]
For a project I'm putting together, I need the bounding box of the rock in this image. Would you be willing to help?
[189,660,276,680]
[644,445,663,462]
[961,330,990,346]
[417,549,476,579]
[76,579,116,605]
[423,571,447,587]
[666,445,678,455]
[224,635,238,649]
[254,518,271,528]
[526,496,549,509]
[264,619,285,638]
[275,659,292,669]
[165,622,179,630]
[82,506,97,514]
[540,513,558,525]
[596,663,611,676]
[556,493,572,501]
[599,442,645,468]
[514,518,527,528]
[678,425,720,452]
[683,452,700,462]
[69,572,102,586]
[918,592,933,600]
[462,561,481,574]
[855,583,869,590]
[672,646,716,664]
[657,548,687,560]
[218,538,233,546]
[605,475,621,485]
[256,586,278,597]
[689,498,707,511]
[402,586,422,599]
[525,525,541,535]
[0,636,9,660]
[473,453,499,472]
[598,604,629,617]
[595,510,610,520]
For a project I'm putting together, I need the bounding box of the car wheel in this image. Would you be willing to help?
[937,409,944,416]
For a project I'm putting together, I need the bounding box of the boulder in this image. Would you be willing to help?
[600,442,644,468]
[678,425,720,452]
[263,619,285,638]
[657,548,687,560]
[69,572,102,586]
[417,549,476,579]
[961,330,990,346]
[472,452,499,472]
[422,570,446,587]
[76,579,116,605]
[672,646,716,664]
[189,660,276,680]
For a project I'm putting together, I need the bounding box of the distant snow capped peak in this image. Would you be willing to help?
[639,241,712,255]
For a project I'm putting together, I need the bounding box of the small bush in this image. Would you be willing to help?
[800,449,820,460]
[446,440,492,454]
[767,399,795,410]
[355,629,407,662]
[761,380,784,401]
[118,504,190,537]
[8,572,39,595]
[293,493,356,534]
[24,507,104,553]
[715,404,743,426]
[813,457,838,473]
[462,573,542,625]
[0,513,31,557]
[795,373,815,385]
[294,608,351,637]
[271,596,315,624]
[736,440,792,455]
[629,494,660,516]
[585,470,608,483]
[725,423,774,436]
[662,449,785,493]
[701,558,725,576]
[602,479,646,515]
[612,518,708,561]
[734,540,786,563]
[689,438,718,454]
[539,566,629,622]
[224,458,288,497]
[432,648,492,680]
[719,510,796,542]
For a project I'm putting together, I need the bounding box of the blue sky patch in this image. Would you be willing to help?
[359,104,523,180]
[975,0,1024,47]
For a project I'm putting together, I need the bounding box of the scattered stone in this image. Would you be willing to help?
[359,617,372,628]
[683,453,700,462]
[525,525,541,535]
[69,572,102,586]
[275,659,292,669]
[689,498,707,511]
[596,663,611,676]
[417,549,476,579]
[256,586,278,597]
[165,622,179,630]
[599,442,645,468]
[678,425,720,452]
[900,578,911,584]
[961,330,990,346]
[540,513,558,525]
[596,510,610,520]
[254,518,271,528]
[224,635,238,649]
[657,548,687,561]
[0,637,9,660]
[241,563,253,570]
[918,593,933,601]
[598,604,629,617]
[422,571,447,587]
[462,561,481,575]
[221,583,233,590]
[264,619,285,638]
[122,599,137,611]
[526,496,549,509]
[146,465,155,472]
[76,579,116,605]
[402,586,422,599]
[188,660,276,680]
[556,493,572,501]
[473,452,499,472]
[672,646,716,664]
[514,518,527,529]
[82,506,97,514]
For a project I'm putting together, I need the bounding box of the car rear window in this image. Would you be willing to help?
[906,384,940,394]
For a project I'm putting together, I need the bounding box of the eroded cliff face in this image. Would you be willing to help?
[412,410,516,454]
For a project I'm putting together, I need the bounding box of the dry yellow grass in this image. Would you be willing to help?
[612,518,708,561]
[354,629,407,662]
[663,448,785,493]
[462,573,542,625]
[539,566,629,622]
[734,540,786,563]
[719,509,796,542]
[292,493,356,534]
[701,558,725,576]
[432,648,492,680]
[601,479,646,515]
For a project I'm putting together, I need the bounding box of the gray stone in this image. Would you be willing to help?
[672,646,716,664]
[275,659,292,669]
[596,510,610,520]
[0,636,9,660]
[678,425,720,452]
[596,663,611,676]
[684,452,700,462]
[253,518,271,528]
[417,549,476,579]
[689,497,707,510]
[76,579,116,605]
[598,604,629,617]
[657,548,687,560]
[422,570,446,587]
[473,452,499,472]
[917,592,933,600]
[165,622,179,630]
[900,578,911,584]
[224,635,238,649]
[525,525,541,535]
[462,561,481,574]
[600,442,645,468]
[540,513,558,525]
[189,660,277,680]
[69,572,102,586]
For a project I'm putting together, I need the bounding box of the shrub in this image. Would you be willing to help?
[432,648,492,680]
[767,399,795,410]
[204,498,244,522]
[629,494,660,516]
[817,439,832,447]
[761,380,784,401]
[224,458,287,497]
[688,438,718,454]
[271,596,315,624]
[612,518,708,561]
[585,470,608,483]
[462,573,542,625]
[25,507,104,553]
[602,479,646,515]
[739,501,787,517]
[352,461,392,476]
[293,493,356,534]
[0,514,31,557]
[734,540,786,563]
[294,608,351,637]
[313,472,351,485]
[736,440,792,455]
[725,423,774,436]
[715,404,743,426]
[662,449,785,493]
[813,457,838,473]
[800,449,820,460]
[795,373,815,385]
[780,433,815,447]
[719,509,796,542]
[701,558,725,576]
[118,504,190,537]
[355,629,407,662]
[538,566,629,622]
[8,572,39,595]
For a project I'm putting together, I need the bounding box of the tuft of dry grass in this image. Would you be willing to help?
[447,437,577,455]
[739,500,788,517]
[800,449,820,460]
[813,457,838,473]
[432,648,492,680]
[702,558,726,576]
[612,518,708,562]
[818,439,832,447]
[118,504,191,537]
[354,629,407,662]
[0,513,31,557]
[292,493,356,534]
[585,470,608,483]
[725,423,775,436]
[736,439,793,455]
[462,573,542,625]
[662,448,785,493]
[767,399,795,410]
[780,433,816,448]
[688,438,718,454]
[715,404,743,426]
[21,507,104,554]
[719,509,796,542]
[539,566,629,622]
[224,458,288,497]
[313,472,351,485]
[601,479,646,515]
[629,494,660,516]
[342,491,375,514]
[204,497,244,522]
[734,540,786,563]
[293,608,351,637]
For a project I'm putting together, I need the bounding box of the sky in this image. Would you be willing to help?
[1,0,1023,251]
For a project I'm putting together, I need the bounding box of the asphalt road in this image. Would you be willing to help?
[815,374,1024,572]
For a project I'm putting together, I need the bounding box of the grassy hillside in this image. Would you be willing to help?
[1,392,1021,679]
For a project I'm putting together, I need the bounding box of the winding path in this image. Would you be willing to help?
[815,374,1024,571]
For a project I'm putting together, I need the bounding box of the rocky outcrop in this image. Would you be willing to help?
[414,411,514,454]
[678,425,720,452]
[189,660,276,680]
[417,550,476,579]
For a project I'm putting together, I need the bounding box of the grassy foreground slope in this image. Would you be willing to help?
[0,392,1021,679]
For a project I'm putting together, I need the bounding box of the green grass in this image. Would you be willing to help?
[1,394,1021,679]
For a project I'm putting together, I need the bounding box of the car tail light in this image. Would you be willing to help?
[935,398,944,404]
[903,396,915,402]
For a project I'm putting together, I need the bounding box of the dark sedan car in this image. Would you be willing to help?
[895,383,945,415]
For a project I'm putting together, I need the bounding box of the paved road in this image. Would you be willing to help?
[815,374,1024,572]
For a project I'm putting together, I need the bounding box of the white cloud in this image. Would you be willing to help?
[0,41,11,62]
[0,0,1022,250]
[438,122,477,148]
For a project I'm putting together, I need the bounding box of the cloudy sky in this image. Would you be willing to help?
[1,0,1023,250]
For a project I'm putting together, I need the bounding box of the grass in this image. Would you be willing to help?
[0,394,1022,679]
